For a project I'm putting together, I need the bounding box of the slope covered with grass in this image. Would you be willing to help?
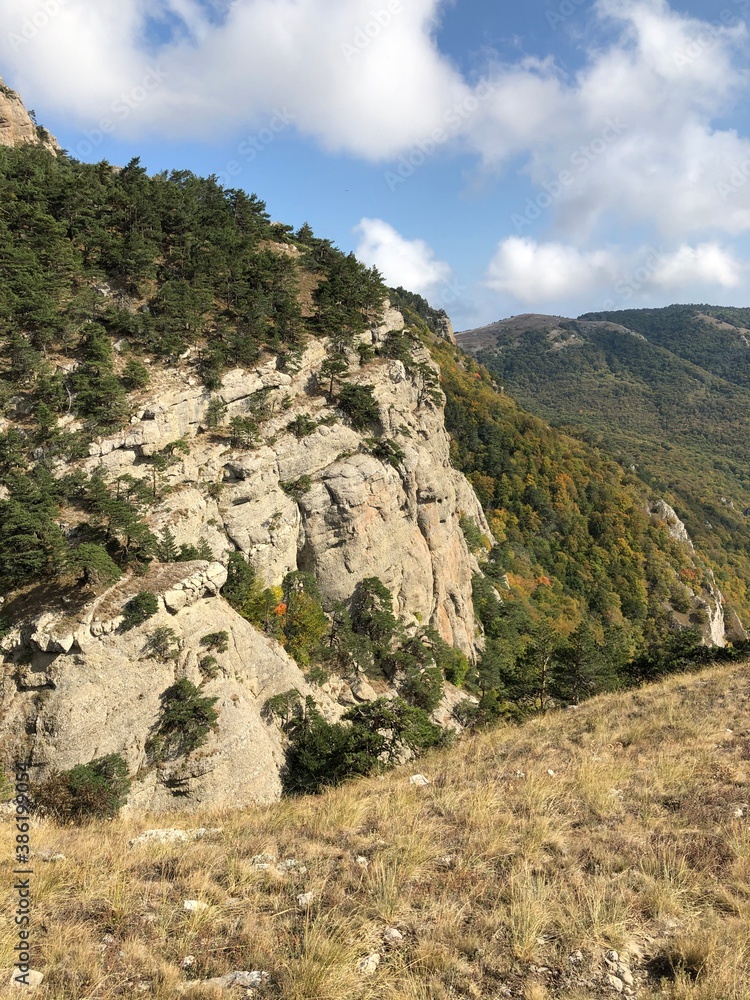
[2,659,749,999]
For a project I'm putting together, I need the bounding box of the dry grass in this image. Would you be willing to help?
[1,661,750,998]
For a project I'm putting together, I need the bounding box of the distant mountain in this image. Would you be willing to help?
[457,307,750,622]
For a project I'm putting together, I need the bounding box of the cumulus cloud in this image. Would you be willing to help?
[486,237,745,307]
[0,0,469,158]
[3,0,750,275]
[354,218,452,298]
[485,238,620,304]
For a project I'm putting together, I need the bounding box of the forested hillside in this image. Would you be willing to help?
[0,143,384,596]
[0,140,745,762]
[457,310,750,627]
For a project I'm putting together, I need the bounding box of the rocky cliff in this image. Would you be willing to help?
[0,306,489,811]
[646,499,746,646]
[0,77,58,152]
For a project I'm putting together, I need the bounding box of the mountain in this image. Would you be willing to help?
[0,76,58,152]
[0,89,747,818]
[457,308,750,627]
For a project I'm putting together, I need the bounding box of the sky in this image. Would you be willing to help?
[1,0,750,331]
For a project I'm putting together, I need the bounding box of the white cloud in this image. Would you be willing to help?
[354,218,452,298]
[0,0,469,158]
[3,0,750,258]
[486,237,745,307]
[485,238,619,303]
[651,243,744,290]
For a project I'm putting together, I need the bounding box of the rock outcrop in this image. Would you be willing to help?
[648,499,729,646]
[83,318,488,654]
[0,307,490,810]
[0,77,58,152]
[0,562,341,812]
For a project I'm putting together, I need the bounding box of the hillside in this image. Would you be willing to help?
[1,659,749,998]
[0,89,747,822]
[456,309,750,624]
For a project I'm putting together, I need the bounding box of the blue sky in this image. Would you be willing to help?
[2,0,750,330]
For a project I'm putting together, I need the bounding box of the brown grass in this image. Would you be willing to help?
[1,660,750,998]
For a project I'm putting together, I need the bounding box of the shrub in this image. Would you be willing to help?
[287,413,317,438]
[121,591,159,631]
[145,626,179,661]
[337,383,380,430]
[201,630,229,654]
[35,754,130,823]
[369,438,406,468]
[146,679,219,763]
[121,358,150,390]
[205,395,228,429]
[459,514,488,554]
[400,664,444,713]
[280,475,313,501]
[281,696,447,796]
[198,655,219,679]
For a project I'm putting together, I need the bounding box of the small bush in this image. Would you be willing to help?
[459,514,489,554]
[35,754,131,823]
[205,395,228,429]
[121,591,159,631]
[145,626,179,661]
[146,679,219,763]
[280,475,313,501]
[337,383,380,430]
[121,358,151,390]
[400,664,444,713]
[199,655,219,680]
[287,413,317,438]
[201,630,229,654]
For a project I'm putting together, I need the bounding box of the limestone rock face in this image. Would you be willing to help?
[648,499,732,647]
[648,500,694,551]
[436,313,457,345]
[0,78,58,152]
[82,325,488,654]
[0,307,492,810]
[0,563,339,812]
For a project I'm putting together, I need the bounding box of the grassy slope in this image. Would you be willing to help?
[2,661,749,999]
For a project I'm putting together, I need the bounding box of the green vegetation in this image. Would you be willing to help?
[279,694,447,795]
[34,754,130,823]
[120,591,159,631]
[0,142,385,602]
[145,679,219,763]
[462,308,750,619]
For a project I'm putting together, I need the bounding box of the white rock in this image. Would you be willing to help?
[355,856,369,869]
[409,774,430,786]
[163,589,188,614]
[357,953,381,976]
[129,827,221,847]
[383,927,403,945]
[619,967,634,986]
[9,970,44,990]
[607,974,624,993]
[183,900,209,912]
[297,892,315,910]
